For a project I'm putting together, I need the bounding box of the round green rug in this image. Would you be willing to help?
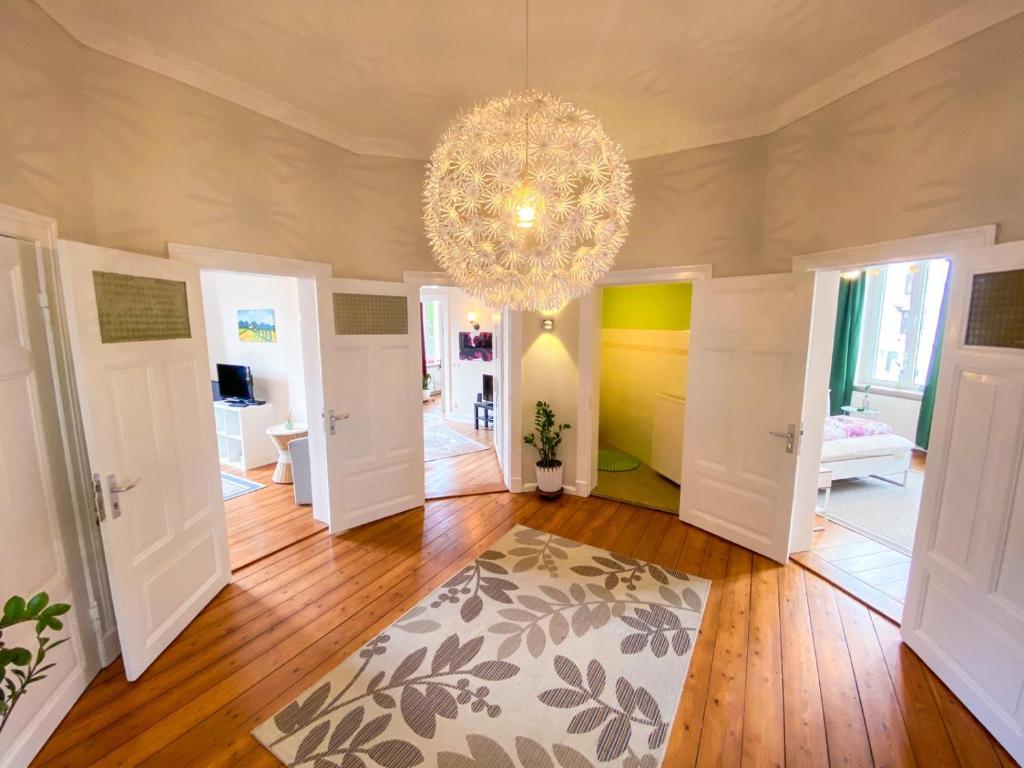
[598,447,641,472]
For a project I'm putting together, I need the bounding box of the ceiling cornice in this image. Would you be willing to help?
[36,0,1024,161]
[35,0,425,159]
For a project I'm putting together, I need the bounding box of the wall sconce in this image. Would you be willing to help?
[467,311,480,331]
[541,318,555,332]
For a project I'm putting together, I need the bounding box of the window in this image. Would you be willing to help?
[856,258,949,392]
[422,299,443,365]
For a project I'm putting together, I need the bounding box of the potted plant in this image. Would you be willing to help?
[1,592,70,735]
[422,373,433,402]
[523,400,571,499]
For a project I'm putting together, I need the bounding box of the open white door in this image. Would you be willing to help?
[59,241,229,681]
[680,272,817,563]
[314,278,424,533]
[0,236,93,766]
[902,241,1024,764]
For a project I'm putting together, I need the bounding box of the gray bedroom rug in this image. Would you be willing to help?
[254,524,711,767]
[823,470,923,554]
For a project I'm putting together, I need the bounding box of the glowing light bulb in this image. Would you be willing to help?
[516,204,536,229]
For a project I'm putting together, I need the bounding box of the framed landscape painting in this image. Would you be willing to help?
[238,308,277,342]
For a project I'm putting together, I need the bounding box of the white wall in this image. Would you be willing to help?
[521,303,580,488]
[422,287,498,422]
[200,270,307,423]
[850,390,922,444]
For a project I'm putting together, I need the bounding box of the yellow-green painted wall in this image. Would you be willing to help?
[599,283,691,467]
[601,283,692,331]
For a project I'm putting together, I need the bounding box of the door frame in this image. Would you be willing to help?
[790,224,997,551]
[574,264,714,497]
[405,271,523,492]
[168,243,333,525]
[418,289,452,419]
[0,205,110,765]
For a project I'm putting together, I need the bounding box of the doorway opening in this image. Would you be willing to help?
[419,285,506,499]
[793,255,949,621]
[199,269,326,570]
[590,282,692,513]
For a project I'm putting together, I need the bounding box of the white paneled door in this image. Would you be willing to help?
[902,241,1024,764]
[679,272,817,563]
[0,236,92,767]
[59,241,229,681]
[314,278,424,533]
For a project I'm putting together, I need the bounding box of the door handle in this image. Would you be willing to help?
[326,409,350,435]
[93,472,106,523]
[107,474,140,519]
[768,424,797,454]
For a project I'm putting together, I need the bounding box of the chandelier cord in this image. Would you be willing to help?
[523,0,530,179]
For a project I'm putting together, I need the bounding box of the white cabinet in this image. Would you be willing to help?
[213,401,277,470]
[651,393,685,484]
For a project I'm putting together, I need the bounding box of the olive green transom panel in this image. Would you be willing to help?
[92,271,191,344]
[332,293,408,335]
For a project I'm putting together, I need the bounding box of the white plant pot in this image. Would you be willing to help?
[422,389,431,402]
[536,461,563,496]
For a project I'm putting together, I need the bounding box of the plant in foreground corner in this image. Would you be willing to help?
[0,593,70,735]
[523,400,571,468]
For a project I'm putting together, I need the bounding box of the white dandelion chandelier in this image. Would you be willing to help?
[422,90,634,311]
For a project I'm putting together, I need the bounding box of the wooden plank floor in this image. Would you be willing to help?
[793,452,926,624]
[793,518,911,623]
[31,492,1018,767]
[223,463,326,571]
[424,398,505,499]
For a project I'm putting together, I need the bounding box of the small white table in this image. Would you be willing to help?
[266,423,308,484]
[813,467,834,532]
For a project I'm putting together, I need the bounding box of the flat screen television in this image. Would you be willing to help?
[216,363,254,402]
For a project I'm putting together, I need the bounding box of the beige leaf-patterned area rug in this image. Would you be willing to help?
[254,524,711,768]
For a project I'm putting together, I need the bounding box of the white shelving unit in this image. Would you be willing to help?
[213,401,278,470]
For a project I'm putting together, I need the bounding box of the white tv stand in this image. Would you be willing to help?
[213,401,277,470]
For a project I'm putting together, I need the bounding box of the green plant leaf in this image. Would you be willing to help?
[26,593,49,617]
[41,604,70,618]
[9,648,31,666]
[3,596,26,624]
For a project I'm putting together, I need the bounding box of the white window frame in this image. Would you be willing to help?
[421,297,444,367]
[856,258,948,393]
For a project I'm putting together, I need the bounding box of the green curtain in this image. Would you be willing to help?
[916,268,952,450]
[828,275,866,416]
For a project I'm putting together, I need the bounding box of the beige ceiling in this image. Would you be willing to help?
[37,0,1021,159]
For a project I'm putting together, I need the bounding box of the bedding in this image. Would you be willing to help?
[820,433,916,463]
[823,415,893,442]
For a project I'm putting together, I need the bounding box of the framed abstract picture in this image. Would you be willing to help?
[459,331,493,361]
[238,308,277,342]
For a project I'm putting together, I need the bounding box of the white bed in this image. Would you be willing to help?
[819,418,916,485]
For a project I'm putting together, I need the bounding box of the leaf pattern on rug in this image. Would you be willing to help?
[269,632,519,760]
[570,551,688,593]
[486,580,702,661]
[254,525,710,768]
[438,734,596,768]
[538,656,668,762]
